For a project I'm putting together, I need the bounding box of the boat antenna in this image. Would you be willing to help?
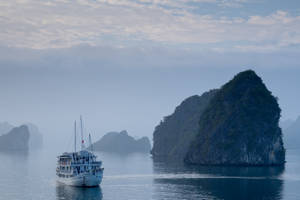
[80,115,85,150]
[74,120,77,152]
[89,133,93,152]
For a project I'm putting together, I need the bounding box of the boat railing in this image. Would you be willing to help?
[70,161,101,166]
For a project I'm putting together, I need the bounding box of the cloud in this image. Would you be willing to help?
[234,45,279,52]
[0,0,300,52]
[248,11,293,25]
[218,0,249,8]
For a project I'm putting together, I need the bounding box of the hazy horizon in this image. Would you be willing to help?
[0,63,299,145]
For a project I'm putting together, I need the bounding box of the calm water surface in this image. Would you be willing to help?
[0,147,300,200]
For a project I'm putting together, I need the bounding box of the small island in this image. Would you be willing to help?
[92,130,151,154]
[0,125,30,151]
[0,122,43,150]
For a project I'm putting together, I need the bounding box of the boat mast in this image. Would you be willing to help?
[89,133,93,152]
[74,120,77,152]
[80,115,85,150]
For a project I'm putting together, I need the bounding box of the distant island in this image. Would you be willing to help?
[0,125,30,151]
[282,116,300,149]
[0,122,14,136]
[152,70,285,166]
[92,130,151,154]
[0,122,43,150]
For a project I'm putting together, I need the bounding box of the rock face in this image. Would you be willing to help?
[0,125,30,151]
[185,70,285,165]
[283,116,300,149]
[151,90,218,161]
[93,130,151,154]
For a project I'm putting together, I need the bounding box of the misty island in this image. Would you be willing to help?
[0,125,30,151]
[0,123,43,151]
[92,130,151,154]
[283,116,300,149]
[151,70,285,166]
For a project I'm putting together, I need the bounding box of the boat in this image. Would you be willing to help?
[56,116,104,187]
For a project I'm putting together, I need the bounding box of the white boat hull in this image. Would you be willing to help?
[57,171,103,187]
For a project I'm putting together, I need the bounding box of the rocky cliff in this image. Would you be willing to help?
[151,90,218,161]
[185,70,285,165]
[92,130,151,154]
[0,125,30,151]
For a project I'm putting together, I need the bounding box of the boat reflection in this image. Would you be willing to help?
[153,161,285,200]
[56,183,103,200]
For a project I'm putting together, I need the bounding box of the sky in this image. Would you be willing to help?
[0,0,299,144]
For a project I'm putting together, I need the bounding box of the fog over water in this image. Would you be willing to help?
[0,51,299,145]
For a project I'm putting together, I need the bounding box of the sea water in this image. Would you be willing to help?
[0,146,299,200]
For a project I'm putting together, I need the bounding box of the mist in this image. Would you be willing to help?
[0,45,299,148]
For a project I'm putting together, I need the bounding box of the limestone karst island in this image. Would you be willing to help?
[152,70,285,166]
